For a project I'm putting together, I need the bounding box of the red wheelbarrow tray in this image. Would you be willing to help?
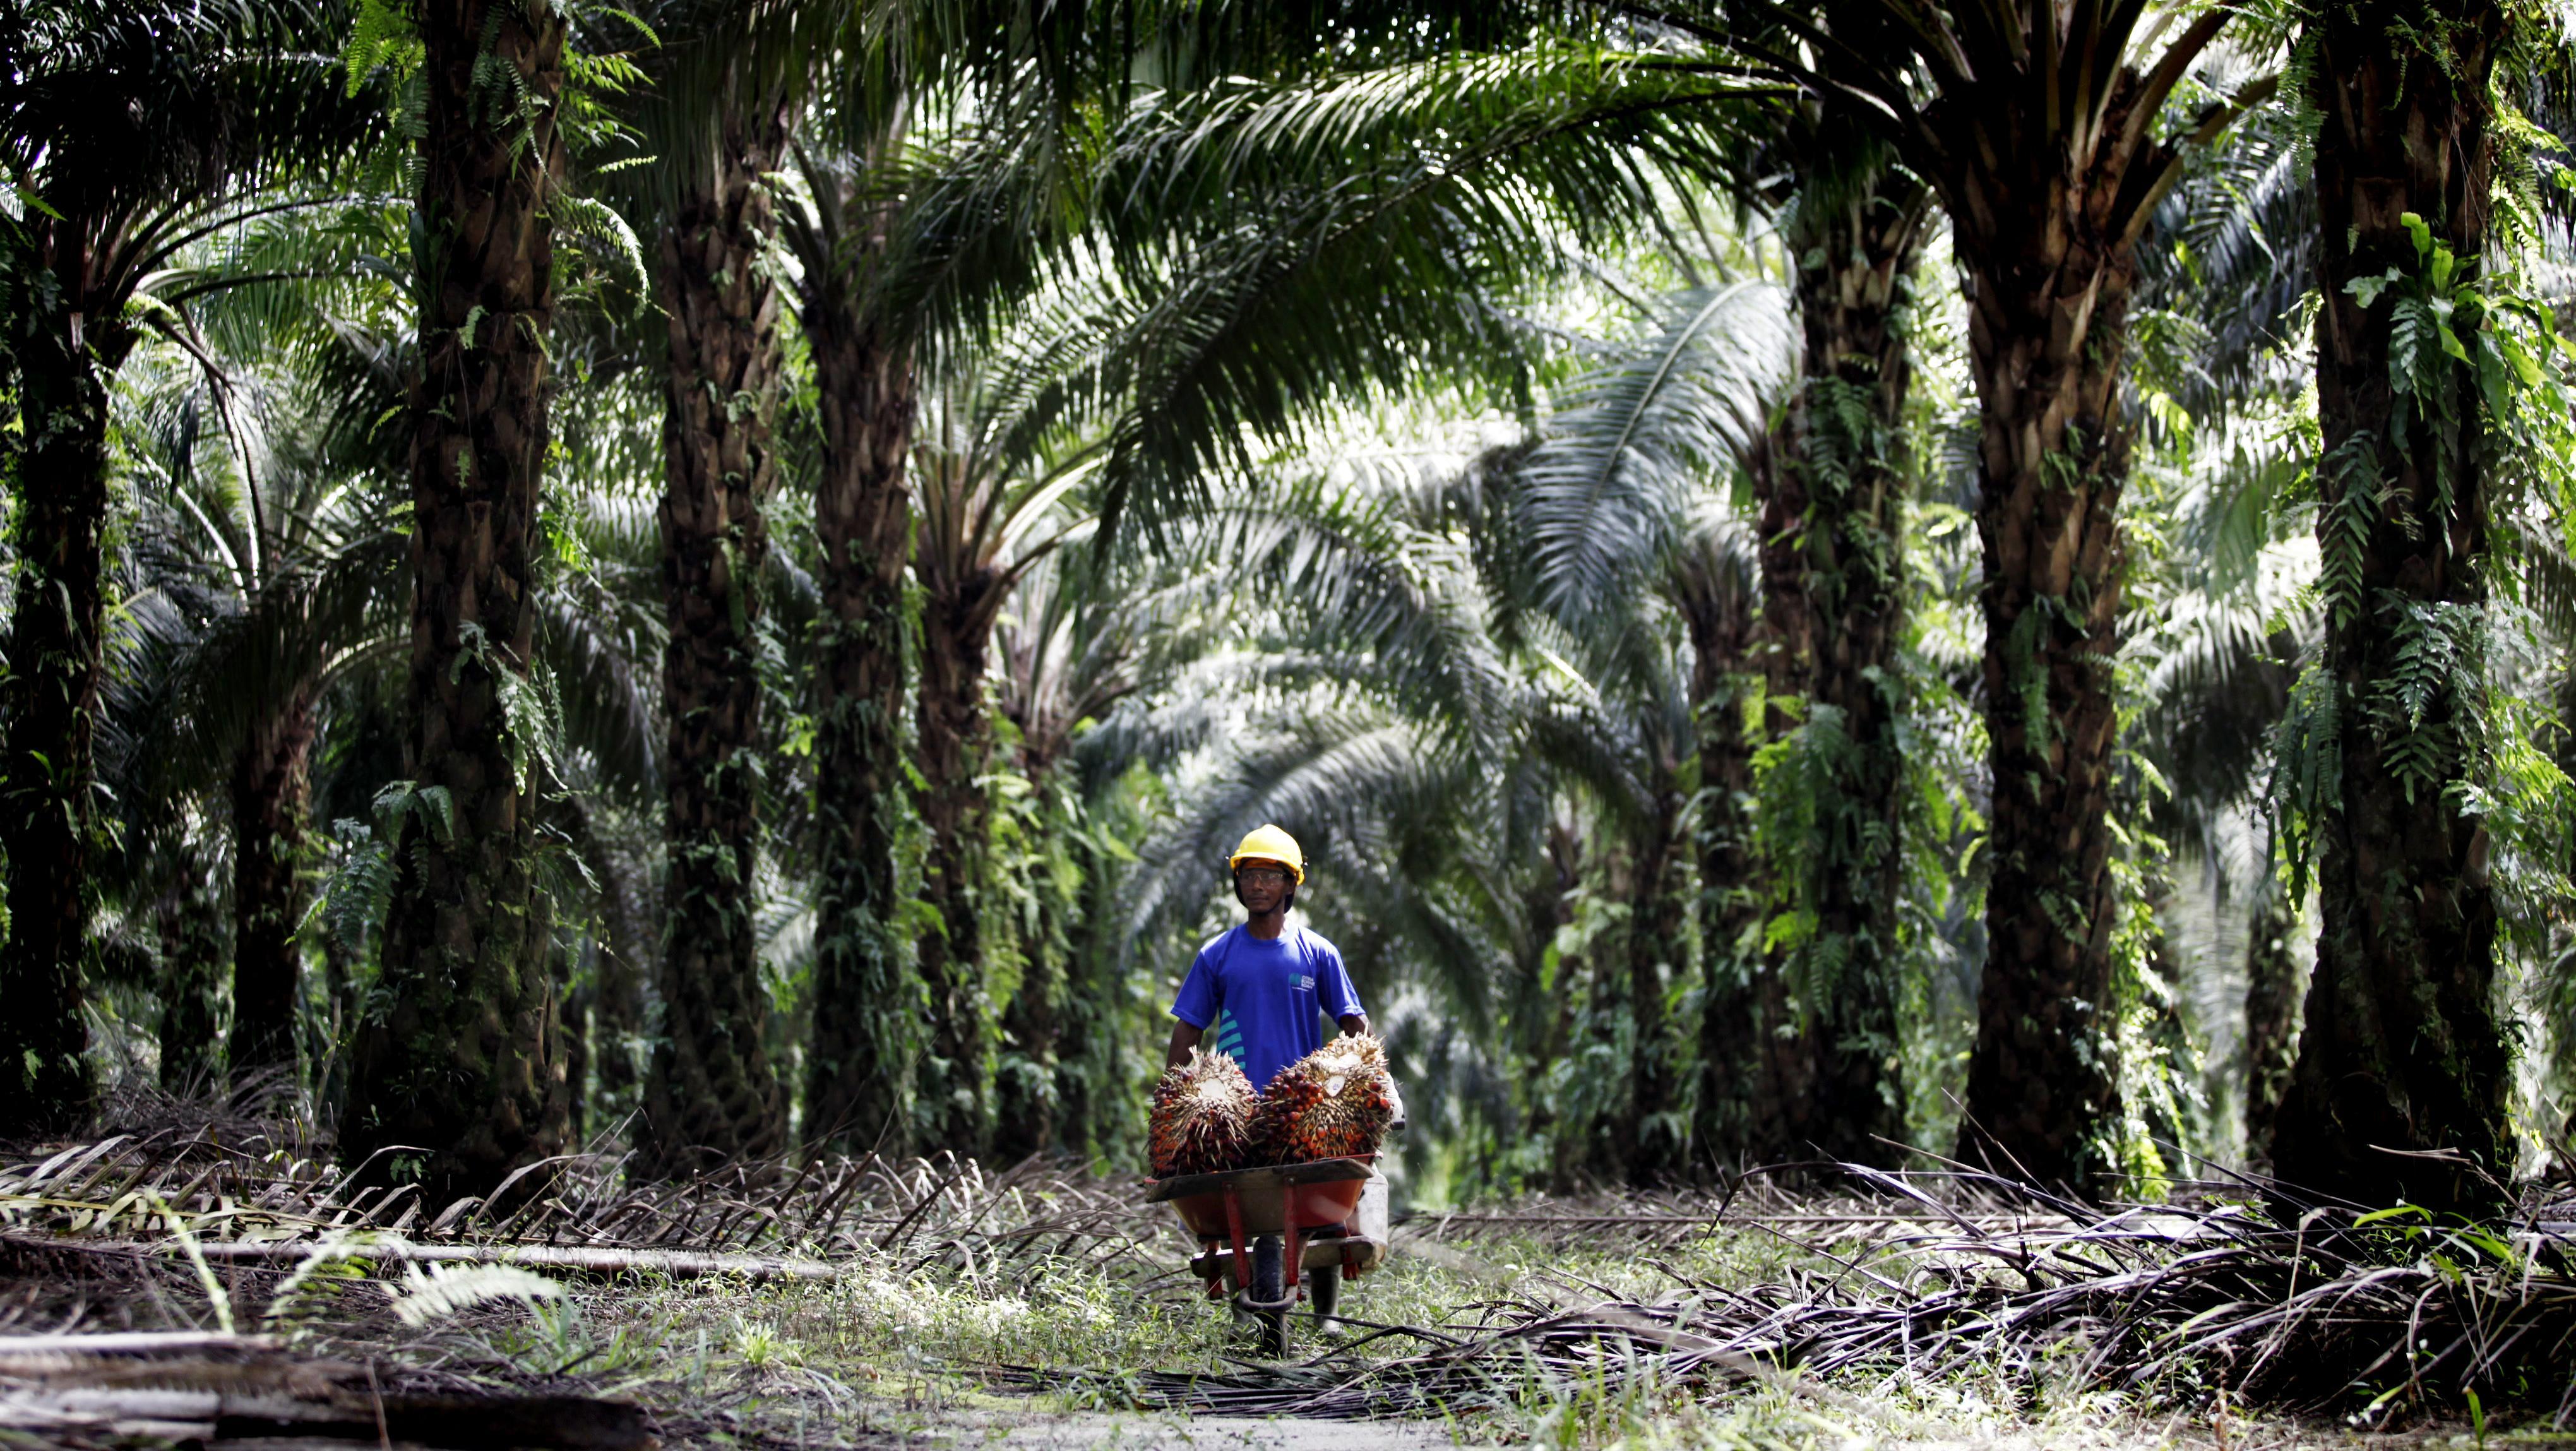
[1143,1156,1387,1294]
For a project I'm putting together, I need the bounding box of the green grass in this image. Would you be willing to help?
[325,1220,2447,1449]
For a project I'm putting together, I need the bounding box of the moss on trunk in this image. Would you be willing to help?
[1774,165,1924,1168]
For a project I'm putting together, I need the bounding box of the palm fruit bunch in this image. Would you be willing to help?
[1252,1034,1396,1164]
[1148,1048,1258,1177]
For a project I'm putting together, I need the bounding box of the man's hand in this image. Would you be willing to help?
[1337,1013,1368,1037]
[1164,1020,1205,1070]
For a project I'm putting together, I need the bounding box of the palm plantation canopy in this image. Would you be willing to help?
[3,0,2573,1218]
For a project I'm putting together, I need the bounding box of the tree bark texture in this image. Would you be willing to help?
[1924,56,2181,1193]
[913,549,1008,1157]
[343,0,572,1204]
[640,92,790,1173]
[802,261,919,1155]
[229,692,318,1075]
[0,218,128,1135]
[1768,165,1925,1168]
[2268,0,2508,1214]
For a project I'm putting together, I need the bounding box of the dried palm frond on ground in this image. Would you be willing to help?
[9,1128,2576,1439]
[0,1133,1169,1284]
[1251,1036,1395,1165]
[1003,1167,2576,1427]
[1148,1049,1260,1177]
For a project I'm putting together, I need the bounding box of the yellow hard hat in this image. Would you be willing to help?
[1227,824,1306,883]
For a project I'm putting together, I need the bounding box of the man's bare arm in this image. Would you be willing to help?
[1337,1013,1368,1037]
[1164,1019,1205,1070]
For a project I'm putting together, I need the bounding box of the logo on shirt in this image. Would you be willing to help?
[1297,974,1315,990]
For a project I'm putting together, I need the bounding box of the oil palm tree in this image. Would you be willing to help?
[1750,146,1933,1168]
[2267,0,2521,1212]
[104,299,411,1084]
[780,0,1131,1156]
[0,0,377,1134]
[1513,266,1792,1179]
[780,134,926,1154]
[904,337,1106,1155]
[343,0,580,1202]
[616,0,805,1174]
[782,99,1073,1157]
[1658,0,2284,1192]
[1671,501,1769,1165]
[984,543,1156,1161]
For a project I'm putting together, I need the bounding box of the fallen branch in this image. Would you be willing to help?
[2,1233,841,1283]
[0,1330,651,1449]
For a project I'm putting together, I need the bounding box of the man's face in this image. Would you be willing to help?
[1235,859,1293,914]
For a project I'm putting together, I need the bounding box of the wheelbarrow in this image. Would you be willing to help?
[1144,1156,1391,1357]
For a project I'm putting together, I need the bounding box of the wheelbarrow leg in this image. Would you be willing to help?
[1221,1186,1251,1293]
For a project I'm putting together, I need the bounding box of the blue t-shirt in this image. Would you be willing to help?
[1170,925,1364,1095]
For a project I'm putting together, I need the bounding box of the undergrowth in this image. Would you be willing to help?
[5,1136,2572,1447]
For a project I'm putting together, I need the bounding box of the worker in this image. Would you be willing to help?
[1164,824,1368,1090]
[1162,824,1390,1344]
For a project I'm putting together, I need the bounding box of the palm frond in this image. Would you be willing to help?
[1515,278,1791,635]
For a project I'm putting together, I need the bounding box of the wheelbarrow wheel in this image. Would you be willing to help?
[1251,1235,1288,1358]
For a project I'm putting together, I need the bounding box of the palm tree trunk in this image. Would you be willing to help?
[157,844,228,1094]
[317,926,355,1118]
[992,894,1064,1162]
[0,223,128,1135]
[1679,544,1762,1168]
[2267,0,2508,1214]
[803,248,919,1156]
[229,691,318,1075]
[591,848,651,1129]
[1736,426,1816,1167]
[559,934,588,1144]
[993,772,1070,1161]
[1941,118,2157,1196]
[2239,876,2302,1167]
[343,0,573,1204]
[640,93,790,1172]
[1775,166,1924,1168]
[1857,2,2248,1195]
[1623,763,1690,1185]
[914,571,1005,1157]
